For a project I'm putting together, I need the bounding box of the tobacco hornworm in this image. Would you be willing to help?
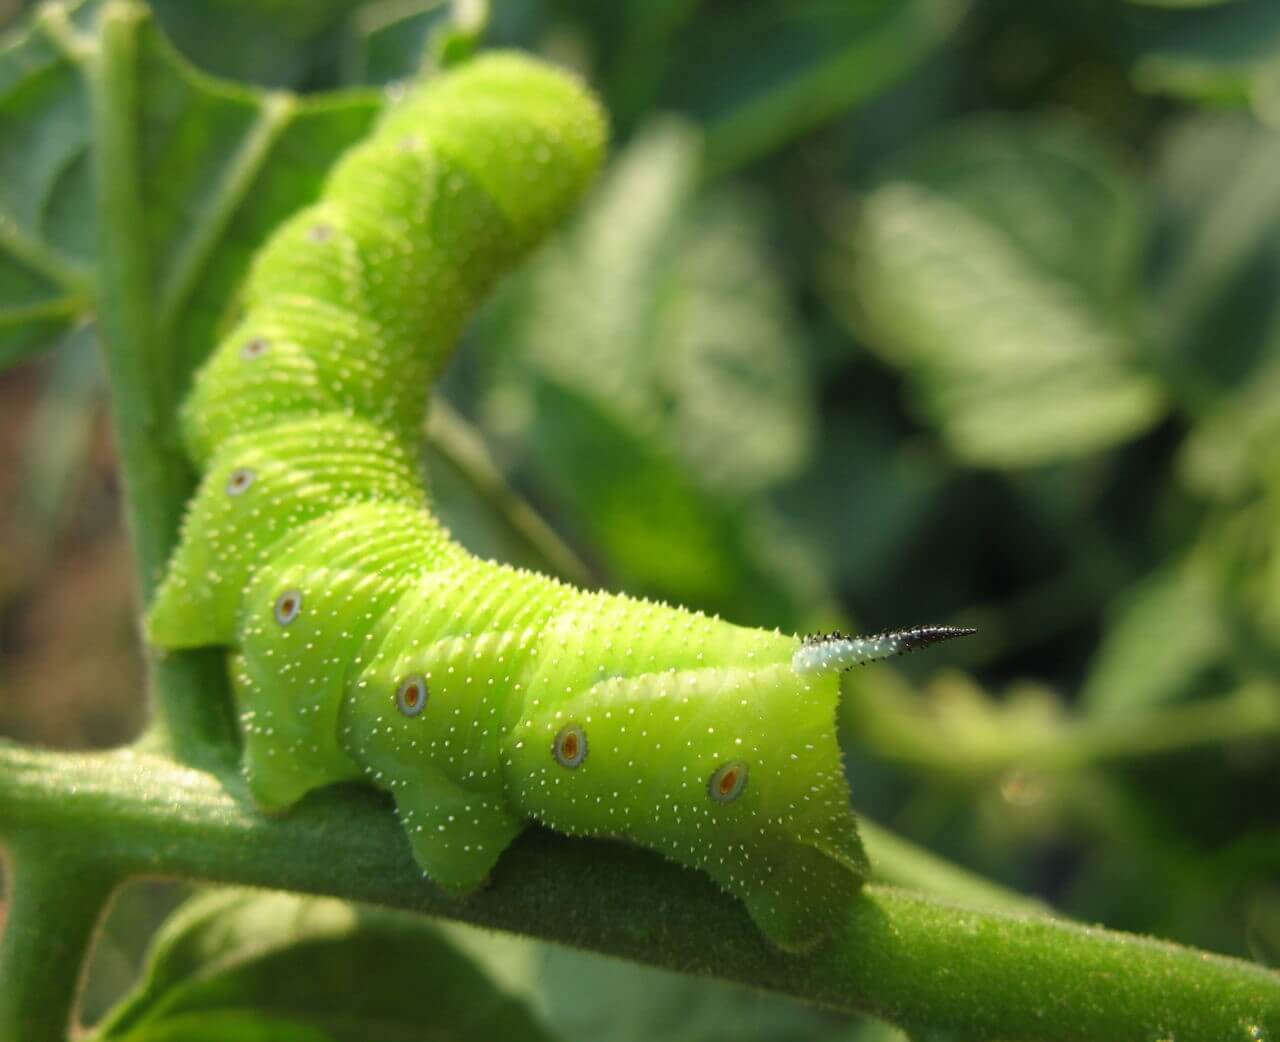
[147,52,972,953]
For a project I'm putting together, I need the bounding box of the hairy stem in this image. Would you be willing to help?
[0,842,119,1042]
[857,817,1049,918]
[0,741,1273,1041]
[91,1,239,768]
[427,395,596,587]
[91,1,189,598]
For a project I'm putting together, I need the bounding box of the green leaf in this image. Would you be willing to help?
[146,0,374,90]
[121,16,380,385]
[1149,114,1280,496]
[1150,114,1280,397]
[479,119,823,624]
[1130,0,1280,107]
[1082,556,1230,718]
[0,2,94,370]
[0,1,381,377]
[1179,354,1280,499]
[835,115,1164,467]
[96,889,560,1042]
[112,1012,338,1042]
[665,0,970,177]
[774,405,940,590]
[342,0,490,86]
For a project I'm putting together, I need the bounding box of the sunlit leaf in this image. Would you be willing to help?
[834,116,1164,467]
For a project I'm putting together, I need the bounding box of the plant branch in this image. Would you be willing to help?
[157,91,296,336]
[427,395,596,587]
[92,0,190,596]
[91,0,239,769]
[856,817,1049,918]
[845,675,1280,779]
[0,841,119,1042]
[0,741,1273,1041]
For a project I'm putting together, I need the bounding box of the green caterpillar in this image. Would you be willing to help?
[148,52,971,953]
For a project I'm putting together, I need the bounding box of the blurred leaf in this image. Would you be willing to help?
[1152,113,1280,530]
[0,1,94,370]
[1130,0,1245,7]
[1129,0,1280,109]
[662,191,814,494]
[1179,354,1280,499]
[1150,114,1280,395]
[834,115,1164,467]
[0,2,381,378]
[436,922,900,1042]
[774,405,940,591]
[342,0,488,85]
[111,1012,337,1042]
[96,889,558,1042]
[1082,556,1229,718]
[480,119,821,624]
[146,0,374,90]
[664,0,970,176]
[1247,887,1280,967]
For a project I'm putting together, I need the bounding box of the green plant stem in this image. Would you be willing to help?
[426,395,596,587]
[91,1,188,598]
[857,817,1049,918]
[90,1,238,768]
[0,842,119,1042]
[700,1,966,179]
[0,742,1274,1041]
[846,676,1280,778]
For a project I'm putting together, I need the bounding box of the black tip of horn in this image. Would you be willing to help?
[891,625,977,653]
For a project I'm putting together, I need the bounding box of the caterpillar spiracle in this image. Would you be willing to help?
[147,52,973,953]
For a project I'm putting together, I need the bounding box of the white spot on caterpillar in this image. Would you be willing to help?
[308,223,333,243]
[553,724,587,769]
[274,589,302,626]
[709,761,748,804]
[226,467,255,497]
[396,674,428,717]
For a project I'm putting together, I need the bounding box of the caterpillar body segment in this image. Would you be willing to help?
[149,415,426,648]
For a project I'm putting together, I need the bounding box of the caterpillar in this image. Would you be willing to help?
[147,51,973,953]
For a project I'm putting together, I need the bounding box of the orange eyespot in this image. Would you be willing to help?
[554,724,587,768]
[241,337,269,361]
[709,761,748,804]
[274,589,302,626]
[226,467,255,497]
[396,675,428,717]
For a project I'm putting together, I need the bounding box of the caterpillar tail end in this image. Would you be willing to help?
[792,625,976,675]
